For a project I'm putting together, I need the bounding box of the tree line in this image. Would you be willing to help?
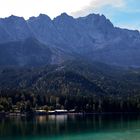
[1,90,140,113]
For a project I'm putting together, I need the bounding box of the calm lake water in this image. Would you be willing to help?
[1,114,140,140]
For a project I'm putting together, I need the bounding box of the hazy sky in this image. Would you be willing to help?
[0,0,140,30]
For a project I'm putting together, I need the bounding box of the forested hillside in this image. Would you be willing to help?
[1,61,140,113]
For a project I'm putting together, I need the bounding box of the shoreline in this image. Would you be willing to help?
[1,111,140,118]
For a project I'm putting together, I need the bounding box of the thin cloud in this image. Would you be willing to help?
[71,0,125,17]
[0,0,92,19]
[119,23,140,31]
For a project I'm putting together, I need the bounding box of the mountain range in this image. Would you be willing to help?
[0,13,140,67]
[0,13,140,97]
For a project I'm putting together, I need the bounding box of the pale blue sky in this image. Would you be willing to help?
[0,0,139,30]
[96,0,140,30]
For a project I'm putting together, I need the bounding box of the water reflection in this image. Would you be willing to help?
[1,114,140,139]
[48,115,67,123]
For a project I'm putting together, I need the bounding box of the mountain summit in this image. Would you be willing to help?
[0,13,140,67]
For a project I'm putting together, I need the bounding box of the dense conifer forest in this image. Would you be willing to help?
[1,60,140,113]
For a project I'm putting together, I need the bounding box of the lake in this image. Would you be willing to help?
[1,114,140,140]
